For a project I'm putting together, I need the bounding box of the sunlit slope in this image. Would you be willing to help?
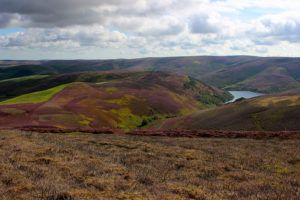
[0,72,231,129]
[156,93,300,131]
[0,72,134,101]
[0,84,68,105]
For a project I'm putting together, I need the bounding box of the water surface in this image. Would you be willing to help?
[227,91,264,103]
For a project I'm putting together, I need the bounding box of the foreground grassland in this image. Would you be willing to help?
[0,131,299,200]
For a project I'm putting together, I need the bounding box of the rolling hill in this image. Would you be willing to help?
[155,92,300,131]
[1,56,300,93]
[0,71,231,130]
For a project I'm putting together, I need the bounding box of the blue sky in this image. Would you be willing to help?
[0,0,299,59]
[237,8,283,21]
[0,28,24,36]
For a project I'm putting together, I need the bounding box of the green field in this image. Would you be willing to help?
[0,84,69,105]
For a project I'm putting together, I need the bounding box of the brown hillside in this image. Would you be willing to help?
[0,72,230,130]
[155,93,300,131]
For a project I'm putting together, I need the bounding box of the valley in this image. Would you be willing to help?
[2,56,300,94]
[0,56,300,132]
[0,56,299,200]
[1,1,300,199]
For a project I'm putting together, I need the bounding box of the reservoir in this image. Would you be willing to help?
[227,91,264,103]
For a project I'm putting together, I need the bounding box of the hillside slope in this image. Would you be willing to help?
[224,67,300,93]
[155,92,300,131]
[0,72,231,130]
[1,56,300,93]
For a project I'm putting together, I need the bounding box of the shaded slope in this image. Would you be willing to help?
[156,93,300,131]
[0,72,230,130]
[0,72,131,101]
[225,67,300,93]
[0,64,55,80]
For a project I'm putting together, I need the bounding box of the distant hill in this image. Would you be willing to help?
[1,56,300,93]
[0,71,231,130]
[0,60,42,67]
[155,92,300,131]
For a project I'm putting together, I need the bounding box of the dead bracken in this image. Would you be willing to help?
[0,130,299,199]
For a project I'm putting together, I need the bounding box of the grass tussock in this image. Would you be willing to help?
[0,130,299,199]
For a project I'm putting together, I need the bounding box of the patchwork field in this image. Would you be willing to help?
[0,130,299,200]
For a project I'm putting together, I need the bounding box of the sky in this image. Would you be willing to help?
[0,0,300,60]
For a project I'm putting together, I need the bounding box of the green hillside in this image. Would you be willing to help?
[0,84,69,105]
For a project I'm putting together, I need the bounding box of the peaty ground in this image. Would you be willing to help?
[0,130,299,200]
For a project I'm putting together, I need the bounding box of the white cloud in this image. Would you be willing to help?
[251,12,300,43]
[0,0,300,59]
[0,26,127,49]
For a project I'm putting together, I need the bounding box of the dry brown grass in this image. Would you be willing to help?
[0,130,299,200]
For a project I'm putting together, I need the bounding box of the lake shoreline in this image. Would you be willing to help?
[226,91,264,103]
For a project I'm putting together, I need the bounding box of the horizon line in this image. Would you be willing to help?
[1,54,300,61]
